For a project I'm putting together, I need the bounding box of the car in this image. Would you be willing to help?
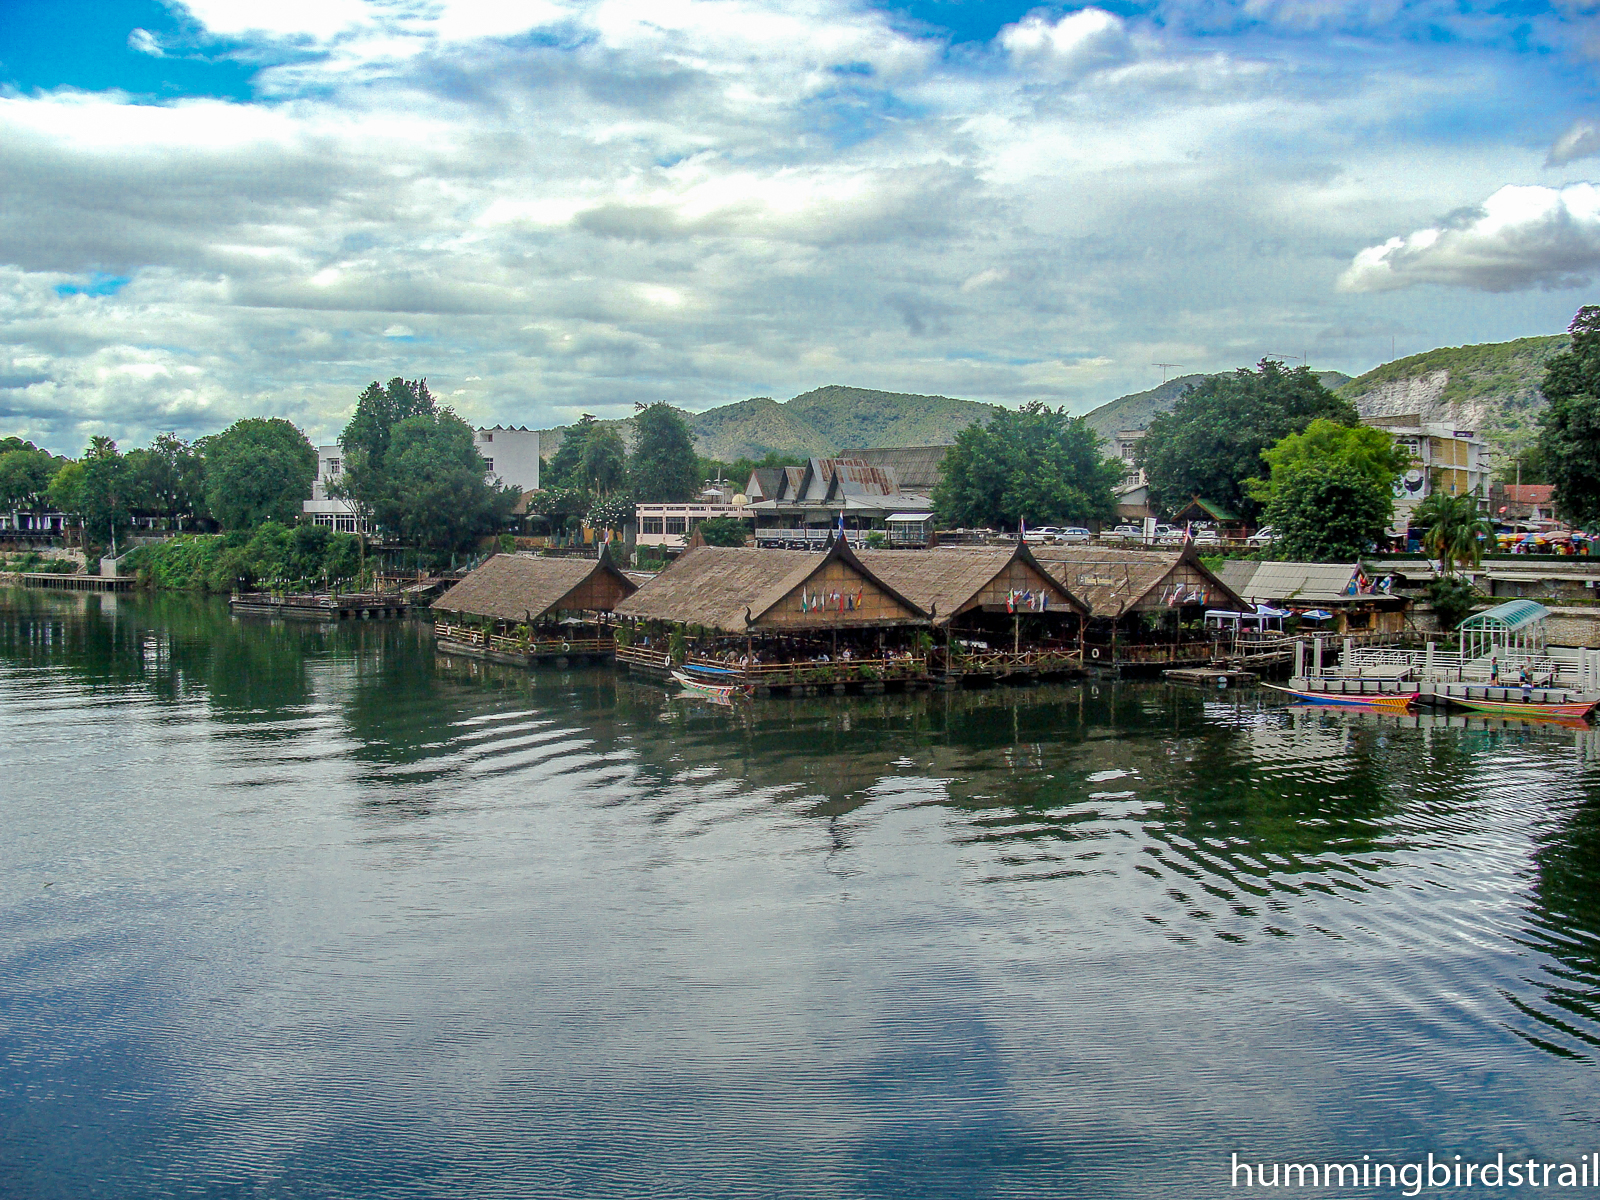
[1247,526,1279,546]
[1059,527,1092,543]
[1193,528,1221,546]
[1153,524,1183,544]
[1021,525,1063,544]
[1103,524,1143,542]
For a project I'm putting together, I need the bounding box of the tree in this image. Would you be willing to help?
[1495,444,1548,486]
[340,378,437,471]
[126,432,207,528]
[1263,460,1392,563]
[695,516,748,546]
[204,418,317,531]
[1137,360,1357,519]
[0,444,59,511]
[1249,419,1411,506]
[367,410,520,554]
[545,415,598,489]
[1415,491,1494,574]
[47,437,133,550]
[1537,306,1600,528]
[335,378,439,533]
[580,424,627,495]
[933,402,1123,530]
[629,403,699,502]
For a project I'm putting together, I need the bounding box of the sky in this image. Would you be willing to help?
[2,0,1599,455]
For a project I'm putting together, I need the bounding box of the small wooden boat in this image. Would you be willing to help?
[672,669,749,700]
[1445,694,1596,721]
[1263,683,1418,711]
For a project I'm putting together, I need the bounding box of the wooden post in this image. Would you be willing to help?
[1294,638,1305,678]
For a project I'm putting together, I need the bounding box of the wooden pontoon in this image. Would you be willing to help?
[613,536,933,693]
[432,548,637,667]
[1029,545,1247,673]
[858,542,1089,680]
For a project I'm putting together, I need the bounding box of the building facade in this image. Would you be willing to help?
[1360,414,1490,530]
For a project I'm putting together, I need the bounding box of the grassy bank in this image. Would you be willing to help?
[126,524,362,593]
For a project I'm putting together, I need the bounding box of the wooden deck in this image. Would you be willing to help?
[3,572,136,593]
[434,622,615,665]
[231,592,409,620]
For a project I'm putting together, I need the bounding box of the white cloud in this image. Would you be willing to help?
[0,0,1582,451]
[1339,183,1600,293]
[1547,118,1600,167]
[998,8,1134,78]
[128,28,166,57]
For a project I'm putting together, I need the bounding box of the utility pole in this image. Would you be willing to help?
[1153,363,1181,385]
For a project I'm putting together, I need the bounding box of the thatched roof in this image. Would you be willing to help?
[857,544,1087,624]
[614,537,927,633]
[432,550,636,621]
[1029,545,1245,619]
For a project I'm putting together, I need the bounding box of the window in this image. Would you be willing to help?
[641,517,664,535]
[480,431,493,442]
[335,515,357,533]
[324,458,341,476]
[665,516,687,535]
[313,513,334,527]
[483,459,494,473]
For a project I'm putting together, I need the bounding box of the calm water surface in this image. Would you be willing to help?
[2,588,1598,1198]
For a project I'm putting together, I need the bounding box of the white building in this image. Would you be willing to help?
[1360,414,1490,531]
[304,426,539,532]
[636,484,749,551]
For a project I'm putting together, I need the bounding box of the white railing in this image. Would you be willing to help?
[1335,646,1587,686]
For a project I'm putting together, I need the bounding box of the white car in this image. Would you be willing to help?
[1193,528,1221,546]
[1059,527,1093,543]
[1021,526,1063,544]
[1154,524,1183,544]
[1248,526,1279,546]
[1105,524,1143,541]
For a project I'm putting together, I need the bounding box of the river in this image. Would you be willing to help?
[2,587,1598,1198]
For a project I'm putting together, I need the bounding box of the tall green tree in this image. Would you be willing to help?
[629,403,699,501]
[1249,419,1411,506]
[0,442,60,511]
[126,432,207,528]
[546,415,598,489]
[933,402,1122,530]
[1537,305,1600,528]
[1264,461,1392,563]
[1137,360,1357,519]
[335,378,439,532]
[48,437,133,550]
[580,424,627,495]
[1415,491,1494,574]
[368,410,520,554]
[203,418,317,531]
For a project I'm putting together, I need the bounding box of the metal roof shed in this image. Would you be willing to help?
[1457,599,1549,660]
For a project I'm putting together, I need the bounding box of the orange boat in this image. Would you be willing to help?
[1263,684,1417,712]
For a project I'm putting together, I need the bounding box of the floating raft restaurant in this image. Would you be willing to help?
[1030,545,1247,670]
[613,537,934,691]
[432,549,637,666]
[858,543,1088,679]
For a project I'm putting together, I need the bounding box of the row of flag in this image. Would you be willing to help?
[800,589,866,613]
[1005,589,1049,613]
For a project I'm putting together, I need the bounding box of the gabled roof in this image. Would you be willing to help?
[1215,559,1261,597]
[432,549,636,621]
[1234,561,1365,604]
[836,446,950,492]
[1174,496,1242,523]
[614,536,929,632]
[858,544,1088,625]
[746,467,784,500]
[1029,545,1246,619]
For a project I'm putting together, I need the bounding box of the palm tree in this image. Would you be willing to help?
[1415,490,1493,574]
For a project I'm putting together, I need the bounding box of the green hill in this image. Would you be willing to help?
[687,385,1000,462]
[1334,335,1567,454]
[1080,370,1353,441]
[538,385,1001,464]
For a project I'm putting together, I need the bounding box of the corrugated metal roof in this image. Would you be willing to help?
[836,446,950,491]
[1235,562,1362,603]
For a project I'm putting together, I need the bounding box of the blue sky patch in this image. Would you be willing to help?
[55,274,131,298]
[0,0,258,99]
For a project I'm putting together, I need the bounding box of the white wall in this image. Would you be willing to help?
[476,428,539,493]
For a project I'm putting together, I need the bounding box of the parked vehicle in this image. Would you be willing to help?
[1154,524,1183,544]
[1248,526,1279,546]
[1022,526,1063,544]
[1103,524,1144,542]
[1193,528,1221,546]
[1059,527,1093,543]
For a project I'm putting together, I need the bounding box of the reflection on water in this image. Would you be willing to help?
[2,587,1598,1199]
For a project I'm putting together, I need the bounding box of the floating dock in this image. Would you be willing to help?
[1163,667,1258,688]
[229,592,409,620]
[5,572,136,593]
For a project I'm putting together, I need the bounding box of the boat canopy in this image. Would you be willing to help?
[1457,599,1549,660]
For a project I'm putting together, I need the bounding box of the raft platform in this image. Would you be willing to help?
[230,592,409,620]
